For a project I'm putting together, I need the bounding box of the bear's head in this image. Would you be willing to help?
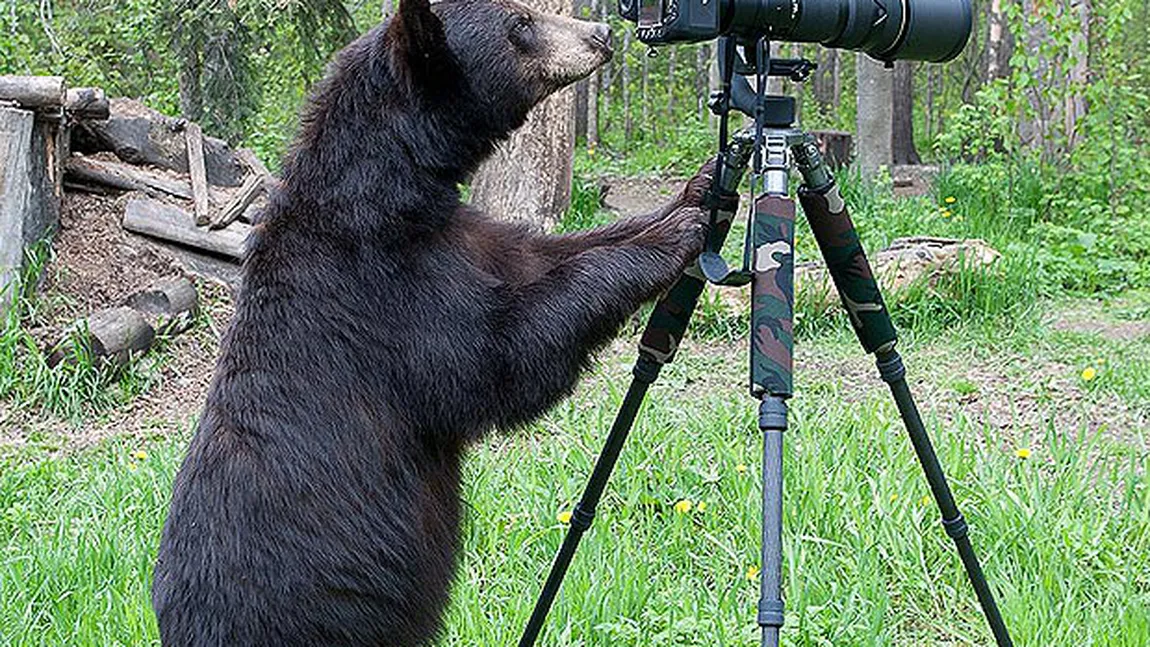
[276,0,612,230]
[390,0,613,138]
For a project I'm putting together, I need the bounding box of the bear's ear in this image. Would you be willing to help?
[389,0,451,79]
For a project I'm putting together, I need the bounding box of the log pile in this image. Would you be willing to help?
[60,96,275,285]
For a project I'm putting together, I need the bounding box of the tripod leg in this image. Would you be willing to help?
[792,136,1015,647]
[516,139,754,647]
[749,191,797,647]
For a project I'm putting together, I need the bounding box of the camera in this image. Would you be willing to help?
[618,0,972,63]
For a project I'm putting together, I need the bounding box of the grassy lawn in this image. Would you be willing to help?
[1,290,1147,646]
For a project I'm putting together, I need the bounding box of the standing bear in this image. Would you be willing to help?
[152,0,715,644]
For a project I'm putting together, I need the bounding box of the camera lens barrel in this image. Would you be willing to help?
[726,0,971,62]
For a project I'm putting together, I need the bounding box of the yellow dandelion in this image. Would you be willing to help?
[735,463,748,474]
[1015,448,1032,459]
[557,510,573,525]
[674,499,693,514]
[1081,366,1097,381]
[127,462,138,472]
[945,196,957,204]
[746,566,761,581]
[696,501,708,513]
[133,450,148,461]
[920,495,932,506]
[889,492,899,503]
[942,209,952,218]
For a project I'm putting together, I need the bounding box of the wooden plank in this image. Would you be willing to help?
[0,107,34,318]
[123,197,249,260]
[0,76,65,108]
[185,122,210,226]
[210,172,264,230]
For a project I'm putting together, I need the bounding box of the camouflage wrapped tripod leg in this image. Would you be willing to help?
[639,136,754,364]
[792,135,898,355]
[750,194,796,398]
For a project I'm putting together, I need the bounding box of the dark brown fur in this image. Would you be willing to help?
[152,0,713,644]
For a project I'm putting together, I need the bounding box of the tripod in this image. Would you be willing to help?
[518,37,1015,647]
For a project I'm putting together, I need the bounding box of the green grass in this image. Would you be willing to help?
[2,309,1147,646]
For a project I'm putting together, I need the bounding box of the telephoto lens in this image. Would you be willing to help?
[620,0,972,63]
[727,0,973,62]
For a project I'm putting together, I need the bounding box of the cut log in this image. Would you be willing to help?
[125,276,198,334]
[71,98,244,186]
[0,76,65,109]
[123,196,249,260]
[235,147,271,178]
[185,123,210,226]
[64,156,230,204]
[64,88,109,120]
[719,237,1002,315]
[49,306,155,368]
[66,156,191,200]
[812,130,852,170]
[211,172,264,230]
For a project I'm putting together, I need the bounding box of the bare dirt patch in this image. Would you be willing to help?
[601,175,684,219]
[5,191,234,450]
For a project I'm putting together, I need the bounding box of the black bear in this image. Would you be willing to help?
[152,0,714,644]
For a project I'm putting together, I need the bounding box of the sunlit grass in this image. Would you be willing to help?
[2,314,1147,646]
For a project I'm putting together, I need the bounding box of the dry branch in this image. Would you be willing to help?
[123,197,249,260]
[720,237,1002,315]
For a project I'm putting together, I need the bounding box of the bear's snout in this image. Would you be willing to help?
[589,23,613,58]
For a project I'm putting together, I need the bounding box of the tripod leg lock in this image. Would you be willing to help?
[758,599,785,628]
[942,513,970,541]
[570,503,596,533]
[875,351,907,384]
[632,356,662,385]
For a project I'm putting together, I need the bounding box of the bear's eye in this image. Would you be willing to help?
[509,14,535,45]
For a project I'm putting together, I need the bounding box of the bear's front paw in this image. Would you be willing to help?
[668,205,709,259]
[675,158,720,210]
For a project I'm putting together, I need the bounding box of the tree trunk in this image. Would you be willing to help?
[925,65,935,142]
[831,49,842,111]
[856,54,893,178]
[1065,0,1091,149]
[177,44,203,123]
[666,47,677,122]
[985,0,1006,80]
[470,0,577,231]
[642,43,650,134]
[709,44,721,127]
[696,44,709,121]
[622,28,633,142]
[572,0,589,142]
[586,0,600,148]
[892,61,921,165]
